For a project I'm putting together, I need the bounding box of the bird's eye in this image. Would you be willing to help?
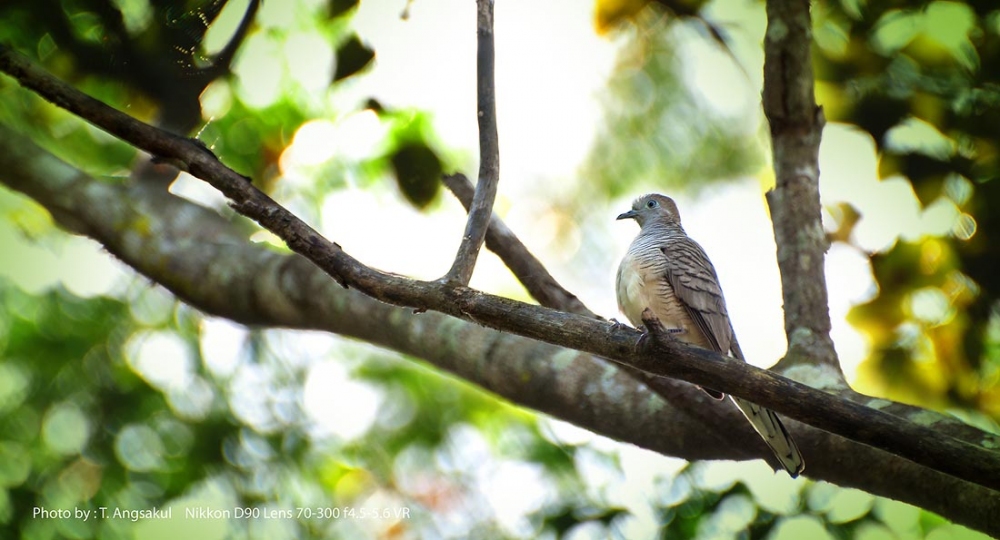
[646,200,658,209]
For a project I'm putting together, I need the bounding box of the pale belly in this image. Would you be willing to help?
[616,252,711,349]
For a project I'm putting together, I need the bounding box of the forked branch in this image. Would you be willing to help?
[443,173,596,318]
[1,35,998,496]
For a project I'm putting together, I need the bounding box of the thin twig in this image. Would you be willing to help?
[200,0,262,81]
[3,43,1000,493]
[443,0,500,285]
[443,173,597,318]
[761,0,841,374]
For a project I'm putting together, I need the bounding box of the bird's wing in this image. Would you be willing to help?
[660,237,804,475]
[658,237,737,358]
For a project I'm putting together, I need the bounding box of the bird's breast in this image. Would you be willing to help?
[617,251,686,326]
[616,252,647,327]
[616,246,711,349]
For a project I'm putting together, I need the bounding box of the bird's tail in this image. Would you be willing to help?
[730,396,805,477]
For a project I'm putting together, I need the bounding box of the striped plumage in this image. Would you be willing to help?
[616,193,805,477]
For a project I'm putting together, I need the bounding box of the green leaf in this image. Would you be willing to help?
[389,142,443,209]
[328,0,360,19]
[333,34,374,82]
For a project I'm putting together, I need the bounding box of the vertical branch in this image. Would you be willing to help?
[443,0,500,285]
[762,0,841,373]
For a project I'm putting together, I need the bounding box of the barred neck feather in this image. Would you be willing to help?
[635,219,686,241]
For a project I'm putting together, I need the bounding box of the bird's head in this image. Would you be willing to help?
[616,193,681,228]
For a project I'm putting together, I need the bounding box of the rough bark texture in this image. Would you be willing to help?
[1,126,999,535]
[762,0,840,374]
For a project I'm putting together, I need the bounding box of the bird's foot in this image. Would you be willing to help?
[634,328,649,351]
[635,327,685,349]
[698,386,726,400]
[636,308,689,351]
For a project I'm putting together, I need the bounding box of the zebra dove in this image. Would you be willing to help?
[616,193,805,477]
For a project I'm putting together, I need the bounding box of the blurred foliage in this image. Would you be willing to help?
[0,0,997,538]
[388,141,443,209]
[0,0,246,135]
[812,0,1000,416]
[328,0,360,20]
[596,0,1000,417]
[583,4,764,200]
[379,108,445,209]
[594,0,712,34]
[333,34,375,82]
[0,274,986,538]
[0,278,591,539]
[0,0,445,204]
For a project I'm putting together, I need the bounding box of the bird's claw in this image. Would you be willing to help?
[634,328,650,351]
[635,326,685,351]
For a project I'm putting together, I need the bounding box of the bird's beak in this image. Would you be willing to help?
[616,210,638,221]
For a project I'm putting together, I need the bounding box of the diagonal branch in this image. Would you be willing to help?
[762,0,841,374]
[442,173,705,450]
[442,173,596,318]
[443,0,501,285]
[2,43,1000,495]
[442,174,989,459]
[2,126,998,536]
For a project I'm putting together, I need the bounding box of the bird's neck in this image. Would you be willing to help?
[639,221,685,237]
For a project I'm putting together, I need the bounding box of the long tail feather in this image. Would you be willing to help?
[730,396,805,477]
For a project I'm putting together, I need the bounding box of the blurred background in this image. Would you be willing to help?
[0,0,998,538]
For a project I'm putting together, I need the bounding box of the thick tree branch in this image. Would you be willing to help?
[442,173,596,318]
[762,0,840,374]
[444,0,501,285]
[446,175,988,452]
[1,127,999,535]
[442,171,970,477]
[2,45,999,494]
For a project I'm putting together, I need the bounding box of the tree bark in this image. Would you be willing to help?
[762,0,840,374]
[1,126,998,535]
[4,41,1000,495]
[444,0,501,285]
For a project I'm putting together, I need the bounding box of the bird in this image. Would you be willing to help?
[615,193,805,477]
